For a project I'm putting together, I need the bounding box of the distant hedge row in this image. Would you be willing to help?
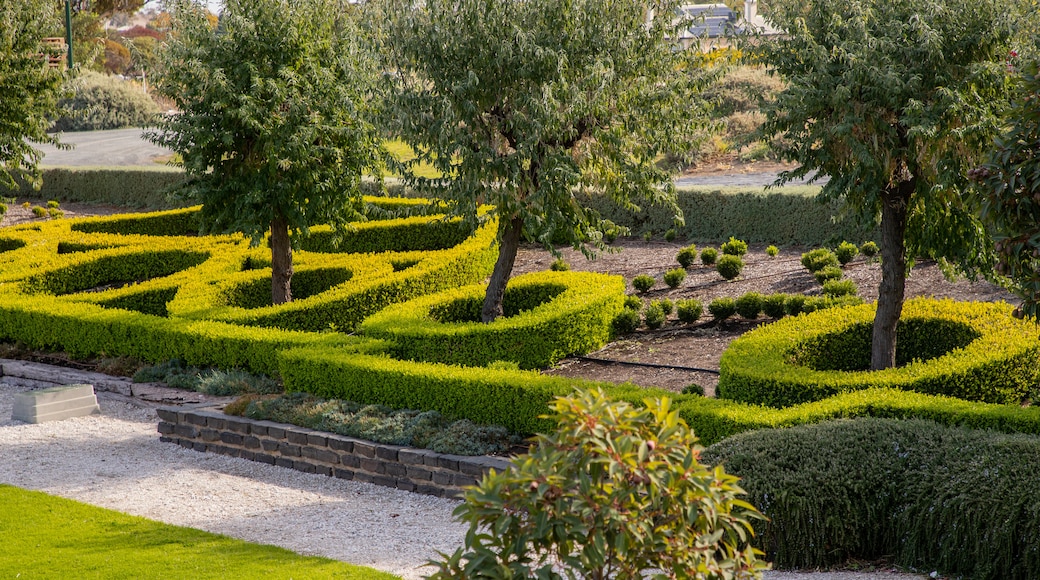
[16,167,874,245]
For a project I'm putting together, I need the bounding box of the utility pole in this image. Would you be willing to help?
[64,0,73,68]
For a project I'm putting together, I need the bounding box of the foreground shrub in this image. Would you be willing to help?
[676,244,698,268]
[716,254,744,280]
[632,274,655,293]
[800,248,839,273]
[237,392,521,456]
[676,298,703,323]
[427,389,766,579]
[735,292,763,319]
[52,72,160,132]
[704,418,1040,578]
[700,247,718,265]
[709,297,737,321]
[663,267,686,288]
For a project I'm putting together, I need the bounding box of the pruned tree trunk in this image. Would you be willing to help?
[870,179,914,370]
[481,215,524,323]
[271,212,293,305]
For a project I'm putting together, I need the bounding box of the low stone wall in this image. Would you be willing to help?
[157,405,512,498]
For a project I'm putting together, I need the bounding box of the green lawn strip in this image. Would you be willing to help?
[0,485,399,580]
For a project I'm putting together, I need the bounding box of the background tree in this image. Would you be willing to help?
[758,0,1014,370]
[0,0,67,191]
[150,0,384,305]
[976,56,1040,319]
[384,0,718,322]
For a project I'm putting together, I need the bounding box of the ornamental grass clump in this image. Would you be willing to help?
[427,388,767,579]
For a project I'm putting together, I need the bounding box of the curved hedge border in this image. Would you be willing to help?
[359,271,625,369]
[717,299,1040,408]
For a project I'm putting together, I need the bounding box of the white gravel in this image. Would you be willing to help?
[0,384,927,579]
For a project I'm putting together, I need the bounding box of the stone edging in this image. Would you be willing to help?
[157,405,512,498]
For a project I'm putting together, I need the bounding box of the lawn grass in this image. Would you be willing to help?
[383,140,442,179]
[0,485,399,579]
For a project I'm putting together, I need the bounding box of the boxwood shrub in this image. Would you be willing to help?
[359,271,624,369]
[718,298,1040,407]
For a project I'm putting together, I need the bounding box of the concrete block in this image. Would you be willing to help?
[11,384,100,424]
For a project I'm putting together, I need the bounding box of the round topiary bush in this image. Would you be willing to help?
[708,297,737,321]
[716,254,744,280]
[632,274,655,294]
[720,236,748,256]
[823,278,857,298]
[663,267,686,288]
[813,265,843,284]
[643,301,666,329]
[623,294,642,310]
[718,298,1040,408]
[657,298,674,315]
[835,241,858,265]
[801,248,839,273]
[762,293,787,319]
[612,308,641,335]
[860,241,879,257]
[550,258,570,271]
[700,247,718,265]
[676,245,698,269]
[676,298,703,323]
[734,292,763,319]
[765,245,779,258]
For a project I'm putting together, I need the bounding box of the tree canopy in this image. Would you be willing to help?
[758,0,1015,369]
[383,0,719,322]
[0,0,67,191]
[149,0,384,305]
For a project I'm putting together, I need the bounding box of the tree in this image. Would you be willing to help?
[0,0,66,192]
[758,0,1015,370]
[976,56,1040,319]
[384,0,718,322]
[149,0,384,305]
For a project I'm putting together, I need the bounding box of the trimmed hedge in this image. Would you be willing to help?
[17,167,190,209]
[703,418,1040,578]
[718,299,1040,408]
[359,271,625,369]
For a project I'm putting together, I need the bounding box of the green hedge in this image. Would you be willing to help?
[360,271,625,369]
[577,185,877,245]
[717,299,1040,407]
[17,167,190,209]
[703,418,1040,578]
[71,206,203,236]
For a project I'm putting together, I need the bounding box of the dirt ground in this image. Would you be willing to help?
[1,193,1016,397]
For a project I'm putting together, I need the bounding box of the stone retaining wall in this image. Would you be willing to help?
[157,405,512,498]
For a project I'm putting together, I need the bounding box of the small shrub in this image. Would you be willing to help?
[31,206,47,218]
[860,241,880,257]
[642,231,653,242]
[676,298,703,323]
[196,368,282,396]
[550,258,570,271]
[721,236,749,256]
[664,228,677,242]
[623,295,643,310]
[716,254,744,280]
[632,274,655,294]
[735,292,763,319]
[709,297,737,321]
[676,245,698,269]
[801,248,839,273]
[46,200,60,209]
[682,383,705,396]
[784,294,806,316]
[814,265,844,284]
[663,267,687,288]
[486,360,520,371]
[657,298,675,315]
[643,301,666,329]
[0,203,7,216]
[765,245,779,257]
[21,201,30,209]
[427,389,766,578]
[700,247,718,265]
[48,208,64,219]
[835,241,858,265]
[763,293,787,318]
[823,278,858,298]
[612,308,641,335]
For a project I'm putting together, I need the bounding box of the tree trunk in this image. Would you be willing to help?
[271,213,293,305]
[870,179,914,370]
[481,215,524,323]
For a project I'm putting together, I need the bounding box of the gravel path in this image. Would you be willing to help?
[0,382,928,579]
